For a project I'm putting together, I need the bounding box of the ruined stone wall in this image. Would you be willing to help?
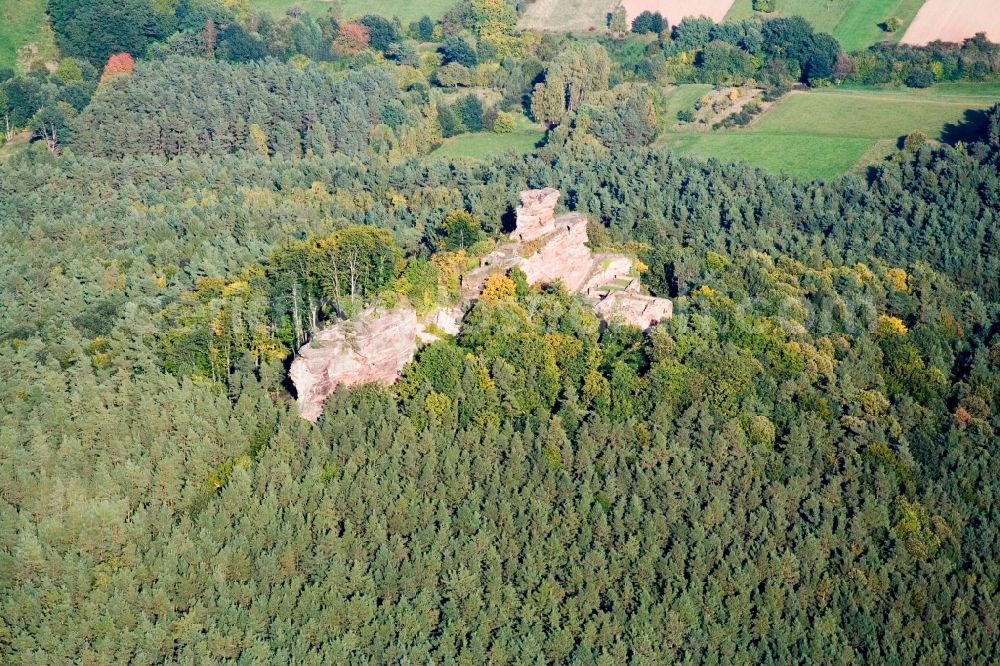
[582,255,634,295]
[593,292,674,330]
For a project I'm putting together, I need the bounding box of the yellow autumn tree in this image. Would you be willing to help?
[424,391,452,427]
[432,249,472,300]
[471,0,521,59]
[248,123,269,156]
[222,0,251,22]
[691,285,717,299]
[885,267,911,292]
[875,314,908,338]
[481,273,516,303]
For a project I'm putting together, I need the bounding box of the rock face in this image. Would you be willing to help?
[518,213,593,292]
[594,291,674,329]
[290,188,674,420]
[289,307,419,422]
[582,255,634,296]
[467,188,673,328]
[512,188,561,242]
[416,306,464,344]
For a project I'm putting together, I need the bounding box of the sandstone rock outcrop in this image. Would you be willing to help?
[416,306,464,344]
[512,188,561,242]
[517,213,593,292]
[290,188,673,420]
[594,290,674,329]
[582,255,634,296]
[464,188,672,328]
[289,307,419,422]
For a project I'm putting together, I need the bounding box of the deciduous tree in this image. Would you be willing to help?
[100,52,136,83]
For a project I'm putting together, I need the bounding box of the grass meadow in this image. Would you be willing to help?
[662,83,713,125]
[430,128,545,160]
[749,88,993,139]
[725,0,927,52]
[664,133,872,179]
[431,115,545,160]
[662,84,996,180]
[0,131,30,162]
[0,0,57,70]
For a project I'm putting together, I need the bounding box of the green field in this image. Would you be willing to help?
[431,114,545,160]
[0,131,30,163]
[0,0,57,70]
[252,0,454,23]
[664,133,873,179]
[725,0,926,52]
[430,126,545,160]
[840,81,1000,101]
[751,88,994,139]
[662,85,998,180]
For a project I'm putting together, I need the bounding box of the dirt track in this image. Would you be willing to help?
[901,0,1000,45]
[622,0,735,24]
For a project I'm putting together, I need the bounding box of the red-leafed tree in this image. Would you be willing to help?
[333,23,370,56]
[101,53,136,83]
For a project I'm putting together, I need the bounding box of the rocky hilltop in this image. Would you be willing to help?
[463,187,672,324]
[290,305,463,422]
[290,188,672,420]
[289,308,419,422]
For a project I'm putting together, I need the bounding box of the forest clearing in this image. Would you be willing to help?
[430,124,544,159]
[0,0,56,69]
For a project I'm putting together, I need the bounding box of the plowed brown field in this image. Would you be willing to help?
[901,0,1000,45]
[622,0,735,24]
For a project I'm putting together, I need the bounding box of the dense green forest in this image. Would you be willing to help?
[2,107,998,661]
[72,58,419,159]
[0,0,998,663]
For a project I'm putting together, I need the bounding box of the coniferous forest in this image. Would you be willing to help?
[1,0,998,663]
